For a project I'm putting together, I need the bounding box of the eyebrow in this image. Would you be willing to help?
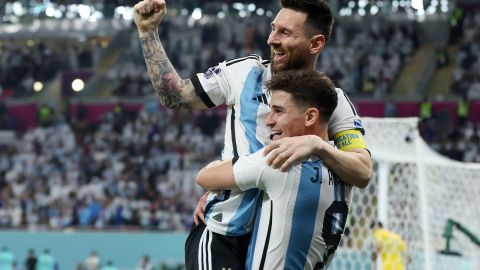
[271,22,292,32]
[270,104,286,111]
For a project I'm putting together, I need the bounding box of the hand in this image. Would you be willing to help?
[133,0,166,33]
[263,135,323,172]
[193,192,209,225]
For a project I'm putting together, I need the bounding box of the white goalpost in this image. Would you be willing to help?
[330,117,480,270]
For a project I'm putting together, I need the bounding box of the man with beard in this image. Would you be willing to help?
[197,69,353,269]
[133,0,371,269]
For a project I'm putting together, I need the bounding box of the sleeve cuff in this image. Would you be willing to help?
[191,75,216,109]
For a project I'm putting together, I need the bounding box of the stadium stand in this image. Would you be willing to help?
[1,1,480,269]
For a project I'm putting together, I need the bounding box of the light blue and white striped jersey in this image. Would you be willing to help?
[192,54,362,236]
[234,149,353,270]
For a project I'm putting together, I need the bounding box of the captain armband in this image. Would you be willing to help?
[333,129,368,151]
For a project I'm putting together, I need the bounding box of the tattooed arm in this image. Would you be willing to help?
[134,0,207,110]
[139,31,207,109]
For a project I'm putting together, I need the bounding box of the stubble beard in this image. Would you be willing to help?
[270,47,312,74]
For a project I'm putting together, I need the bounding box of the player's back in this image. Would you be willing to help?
[246,157,353,270]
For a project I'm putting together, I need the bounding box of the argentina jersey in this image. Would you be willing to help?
[233,150,353,270]
[192,54,362,236]
[192,54,272,236]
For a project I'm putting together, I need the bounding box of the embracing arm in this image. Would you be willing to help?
[312,138,371,188]
[264,134,372,188]
[134,0,207,109]
[196,160,238,191]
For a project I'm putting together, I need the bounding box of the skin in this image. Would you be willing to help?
[133,0,372,222]
[134,0,206,110]
[268,8,325,72]
[265,8,371,188]
[197,90,325,190]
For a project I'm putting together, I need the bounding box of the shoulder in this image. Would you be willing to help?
[223,54,269,69]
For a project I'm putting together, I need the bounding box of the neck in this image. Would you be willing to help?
[307,123,328,141]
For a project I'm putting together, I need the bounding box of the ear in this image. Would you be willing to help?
[304,107,320,128]
[310,34,325,54]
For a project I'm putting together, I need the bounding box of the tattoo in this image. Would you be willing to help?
[140,32,192,110]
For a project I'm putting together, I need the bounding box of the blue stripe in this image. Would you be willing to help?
[240,67,265,153]
[246,192,264,270]
[204,196,217,221]
[285,161,322,269]
[226,189,261,236]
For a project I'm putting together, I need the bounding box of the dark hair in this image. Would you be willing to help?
[266,69,337,121]
[281,0,334,41]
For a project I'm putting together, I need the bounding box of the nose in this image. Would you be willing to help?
[267,30,279,46]
[266,112,275,127]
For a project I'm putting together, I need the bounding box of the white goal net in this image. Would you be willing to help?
[330,117,480,270]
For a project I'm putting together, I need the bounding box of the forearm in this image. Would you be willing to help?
[315,138,372,188]
[139,31,195,109]
[196,160,237,190]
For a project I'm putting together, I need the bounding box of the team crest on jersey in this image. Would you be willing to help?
[204,66,222,79]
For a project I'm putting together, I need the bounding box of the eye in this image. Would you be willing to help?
[282,30,291,36]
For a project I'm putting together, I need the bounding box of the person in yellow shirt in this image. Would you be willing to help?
[371,221,408,270]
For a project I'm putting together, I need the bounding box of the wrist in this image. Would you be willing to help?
[137,27,159,36]
[312,135,327,154]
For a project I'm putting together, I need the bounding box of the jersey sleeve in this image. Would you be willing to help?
[233,150,268,191]
[191,61,233,108]
[328,88,369,150]
[328,88,365,138]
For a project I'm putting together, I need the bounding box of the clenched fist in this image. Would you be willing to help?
[133,0,166,32]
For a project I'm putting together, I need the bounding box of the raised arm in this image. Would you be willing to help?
[133,0,207,109]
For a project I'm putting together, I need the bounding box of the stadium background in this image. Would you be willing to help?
[0,0,479,269]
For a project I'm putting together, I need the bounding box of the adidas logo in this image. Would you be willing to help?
[252,94,268,105]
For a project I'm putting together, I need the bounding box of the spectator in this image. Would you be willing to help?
[457,94,470,127]
[0,247,14,270]
[36,249,55,270]
[85,250,100,270]
[135,255,153,270]
[419,98,432,119]
[24,249,37,270]
[100,261,118,270]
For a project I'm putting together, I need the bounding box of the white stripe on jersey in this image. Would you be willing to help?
[195,55,361,236]
[234,150,353,270]
[207,230,213,270]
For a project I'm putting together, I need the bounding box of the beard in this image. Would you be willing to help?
[270,46,312,74]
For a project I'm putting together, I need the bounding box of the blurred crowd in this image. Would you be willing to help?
[0,247,183,270]
[451,11,480,100]
[0,102,224,231]
[109,13,418,97]
[0,39,100,99]
[319,18,418,97]
[418,97,480,163]
[420,118,480,163]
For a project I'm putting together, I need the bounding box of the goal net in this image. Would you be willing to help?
[330,117,480,270]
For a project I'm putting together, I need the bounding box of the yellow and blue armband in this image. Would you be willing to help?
[333,129,368,151]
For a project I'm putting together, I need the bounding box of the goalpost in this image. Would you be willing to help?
[330,117,480,270]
